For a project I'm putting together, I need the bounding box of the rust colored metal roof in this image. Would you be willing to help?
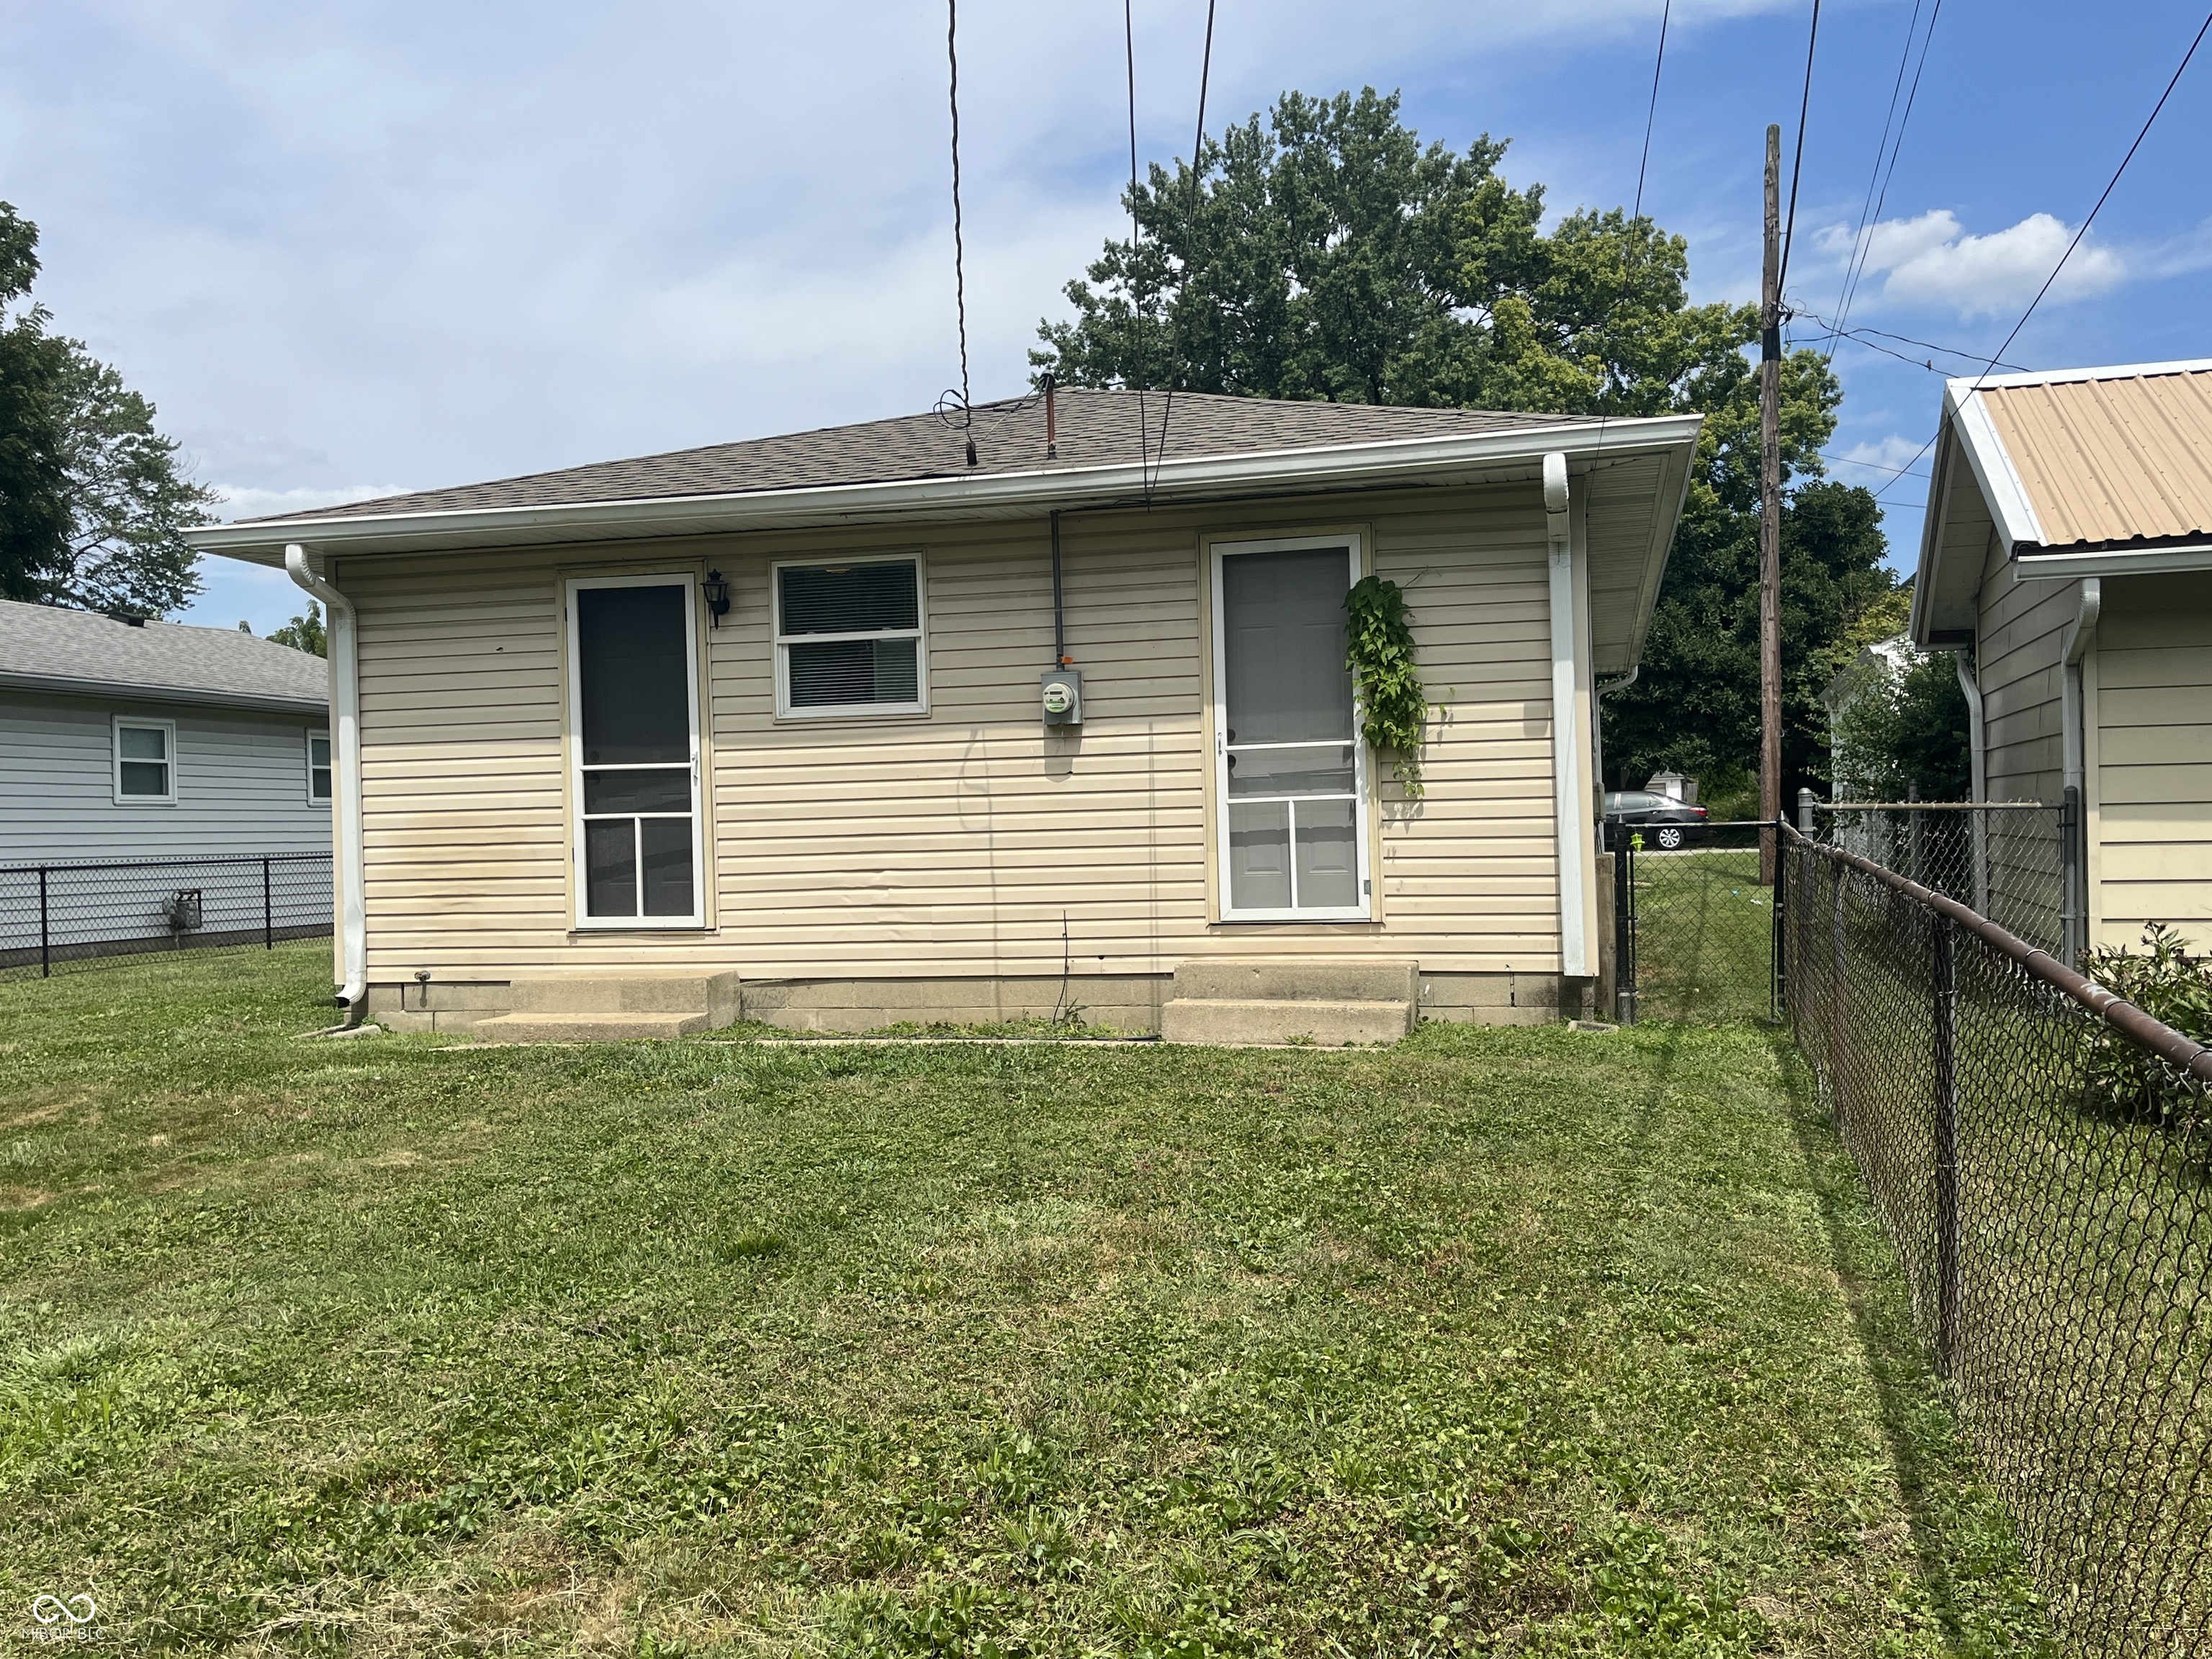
[1979,366,2212,549]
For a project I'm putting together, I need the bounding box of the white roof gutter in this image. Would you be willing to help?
[185,415,1704,562]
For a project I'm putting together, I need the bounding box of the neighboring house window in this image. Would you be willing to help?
[307,730,333,802]
[774,556,927,716]
[566,575,705,927]
[113,717,176,804]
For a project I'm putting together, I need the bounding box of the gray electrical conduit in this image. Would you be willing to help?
[1782,822,2212,1084]
[284,544,367,1019]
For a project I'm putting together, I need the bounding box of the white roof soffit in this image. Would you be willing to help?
[184,415,1704,563]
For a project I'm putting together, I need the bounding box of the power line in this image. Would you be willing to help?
[1149,0,1217,493]
[1822,0,1941,351]
[1794,307,2028,375]
[1775,0,1821,302]
[945,0,975,467]
[1876,5,2212,501]
[1632,1,1671,221]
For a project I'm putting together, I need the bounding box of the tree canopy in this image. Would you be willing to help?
[0,202,215,617]
[1033,87,1899,804]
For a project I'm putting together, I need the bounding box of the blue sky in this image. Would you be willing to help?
[5,0,2209,632]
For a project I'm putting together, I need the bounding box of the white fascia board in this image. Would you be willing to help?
[1943,381,2046,550]
[2015,543,2212,580]
[1945,357,2212,392]
[182,415,1704,563]
[0,670,325,716]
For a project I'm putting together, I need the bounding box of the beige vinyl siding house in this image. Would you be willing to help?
[1913,360,2212,953]
[187,391,1697,1036]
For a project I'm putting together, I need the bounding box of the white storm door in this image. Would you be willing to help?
[1213,539,1370,921]
[567,575,705,928]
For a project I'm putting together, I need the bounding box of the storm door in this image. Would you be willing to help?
[567,575,703,927]
[1212,538,1370,920]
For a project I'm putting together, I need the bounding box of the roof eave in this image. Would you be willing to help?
[183,415,1705,563]
[0,670,326,716]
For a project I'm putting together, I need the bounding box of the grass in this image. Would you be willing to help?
[1630,848,1778,1025]
[0,944,2051,1655]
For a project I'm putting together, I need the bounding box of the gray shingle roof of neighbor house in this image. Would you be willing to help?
[0,598,329,714]
[236,390,1599,523]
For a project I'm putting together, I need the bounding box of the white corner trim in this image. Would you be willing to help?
[285,545,364,1012]
[1544,452,1588,980]
[1947,387,2046,550]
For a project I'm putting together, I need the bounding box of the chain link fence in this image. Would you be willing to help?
[0,853,333,979]
[1814,796,2074,961]
[1779,824,2212,1655]
[1606,821,1778,1023]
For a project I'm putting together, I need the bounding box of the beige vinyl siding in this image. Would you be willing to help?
[2093,572,2212,950]
[343,482,1565,984]
[1974,528,2080,806]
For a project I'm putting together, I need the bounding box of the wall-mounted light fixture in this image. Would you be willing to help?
[703,569,731,626]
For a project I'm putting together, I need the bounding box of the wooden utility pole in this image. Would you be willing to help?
[1758,122,1784,884]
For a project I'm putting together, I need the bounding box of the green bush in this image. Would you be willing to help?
[2081,922,2212,1131]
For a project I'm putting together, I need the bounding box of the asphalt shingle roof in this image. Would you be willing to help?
[0,599,328,711]
[240,389,1589,525]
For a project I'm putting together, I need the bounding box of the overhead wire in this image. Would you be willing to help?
[1149,0,1218,495]
[1632,0,1671,221]
[1874,4,2212,503]
[1793,308,2027,375]
[1125,0,1151,493]
[1823,0,1943,350]
[1775,0,1821,308]
[945,0,976,467]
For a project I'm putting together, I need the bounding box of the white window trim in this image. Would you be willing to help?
[772,552,930,719]
[112,715,177,806]
[1210,534,1372,923]
[565,573,706,930]
[307,727,333,805]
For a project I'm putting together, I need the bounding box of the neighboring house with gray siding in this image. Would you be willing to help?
[0,599,331,866]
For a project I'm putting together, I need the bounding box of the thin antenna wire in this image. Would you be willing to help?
[1776,0,1821,304]
[1632,0,1670,221]
[947,0,975,465]
[1151,0,1216,495]
[1594,0,1671,462]
[1126,0,1150,492]
[1876,5,2212,503]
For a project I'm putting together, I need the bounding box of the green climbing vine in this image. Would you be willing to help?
[1344,575,1427,796]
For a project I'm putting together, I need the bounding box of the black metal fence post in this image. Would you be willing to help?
[1613,834,1637,1025]
[38,867,50,979]
[263,857,274,950]
[2060,783,2083,966]
[1771,821,1787,1021]
[1930,912,1962,1375]
[1829,873,1848,1123]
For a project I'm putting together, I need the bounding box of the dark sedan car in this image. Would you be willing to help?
[1604,790,1709,850]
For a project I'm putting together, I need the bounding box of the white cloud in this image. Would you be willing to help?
[1817,210,2126,318]
[212,483,414,521]
[1838,434,1928,477]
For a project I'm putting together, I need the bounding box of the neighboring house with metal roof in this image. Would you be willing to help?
[185,387,1700,1038]
[0,598,332,865]
[1912,359,2212,952]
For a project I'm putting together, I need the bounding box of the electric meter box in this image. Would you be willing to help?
[1040,667,1083,727]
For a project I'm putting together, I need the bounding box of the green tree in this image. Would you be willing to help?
[0,202,71,600]
[0,202,214,616]
[1035,88,1895,801]
[1830,649,1973,801]
[269,599,326,657]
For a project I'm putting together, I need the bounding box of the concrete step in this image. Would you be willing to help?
[1171,956,1419,1005]
[472,1011,716,1043]
[1160,997,1413,1047]
[507,971,740,1021]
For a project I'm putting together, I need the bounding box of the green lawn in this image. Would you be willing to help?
[0,945,2048,1656]
[1629,848,1778,1025]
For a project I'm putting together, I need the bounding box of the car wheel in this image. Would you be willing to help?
[1655,824,1685,851]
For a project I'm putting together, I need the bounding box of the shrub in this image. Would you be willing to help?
[2080,922,2212,1132]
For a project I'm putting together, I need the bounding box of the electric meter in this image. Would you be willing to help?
[1040,668,1083,726]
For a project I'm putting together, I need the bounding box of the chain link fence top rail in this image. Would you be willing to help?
[1779,824,2212,1656]
[0,853,333,979]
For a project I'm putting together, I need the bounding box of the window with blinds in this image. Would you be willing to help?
[774,557,927,716]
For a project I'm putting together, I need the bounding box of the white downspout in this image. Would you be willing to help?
[285,544,367,1017]
[1953,651,1990,913]
[1545,452,1588,981]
